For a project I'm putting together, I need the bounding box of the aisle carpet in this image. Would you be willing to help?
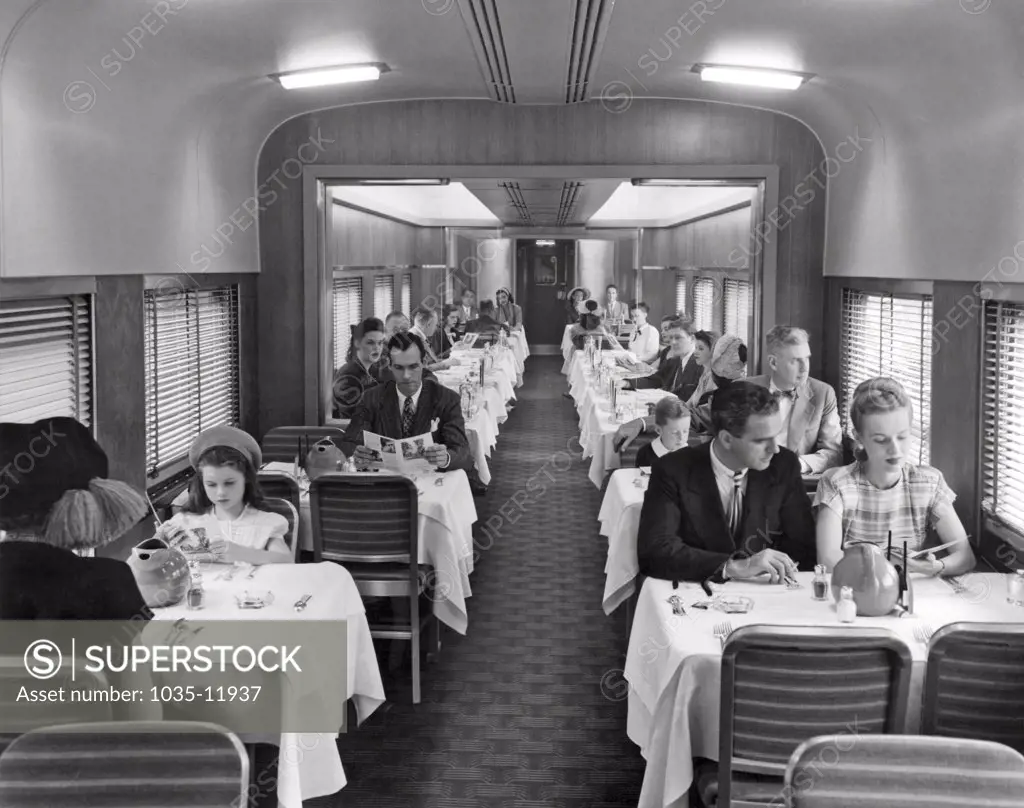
[315,355,647,807]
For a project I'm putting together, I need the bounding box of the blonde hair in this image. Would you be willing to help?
[43,478,149,550]
[849,377,914,461]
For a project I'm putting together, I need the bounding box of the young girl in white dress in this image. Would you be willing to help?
[158,426,292,564]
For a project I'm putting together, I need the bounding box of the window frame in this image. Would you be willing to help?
[0,280,96,429]
[331,273,364,370]
[142,279,242,486]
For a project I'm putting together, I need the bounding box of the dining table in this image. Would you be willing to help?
[152,561,385,808]
[600,467,650,614]
[264,463,478,635]
[624,571,1024,808]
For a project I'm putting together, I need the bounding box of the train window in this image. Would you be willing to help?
[674,276,687,317]
[723,278,752,338]
[401,273,412,317]
[373,275,394,320]
[982,300,1024,535]
[0,295,92,425]
[143,285,240,477]
[692,277,715,331]
[840,288,932,464]
[332,275,363,369]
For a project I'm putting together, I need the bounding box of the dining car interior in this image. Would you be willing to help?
[2,0,1024,806]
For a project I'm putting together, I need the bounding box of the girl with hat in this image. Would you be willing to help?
[157,426,292,565]
[0,417,152,619]
[494,287,523,330]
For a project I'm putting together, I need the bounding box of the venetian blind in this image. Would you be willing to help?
[840,289,932,465]
[982,300,1024,535]
[332,275,363,369]
[144,286,239,477]
[723,278,752,337]
[692,278,715,331]
[373,275,394,319]
[674,276,687,318]
[0,296,92,426]
[401,273,412,316]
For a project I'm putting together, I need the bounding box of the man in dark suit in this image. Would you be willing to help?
[745,325,842,477]
[637,382,815,584]
[464,299,511,343]
[627,317,703,401]
[342,332,471,472]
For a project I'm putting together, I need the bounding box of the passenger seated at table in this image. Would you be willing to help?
[604,284,630,322]
[686,334,748,442]
[627,303,661,364]
[624,316,703,401]
[635,396,688,468]
[332,317,387,418]
[745,325,842,476]
[0,417,153,619]
[814,377,976,577]
[456,288,478,335]
[565,286,590,324]
[156,426,293,565]
[465,299,511,343]
[637,382,814,583]
[342,332,471,473]
[439,305,461,356]
[569,309,622,350]
[384,310,410,339]
[409,306,458,372]
[494,287,523,331]
[685,329,719,406]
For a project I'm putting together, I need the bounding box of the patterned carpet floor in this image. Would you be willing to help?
[314,355,648,807]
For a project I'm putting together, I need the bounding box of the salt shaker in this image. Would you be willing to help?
[187,562,205,610]
[837,586,856,622]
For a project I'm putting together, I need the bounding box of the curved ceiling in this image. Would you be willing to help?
[2,0,1022,280]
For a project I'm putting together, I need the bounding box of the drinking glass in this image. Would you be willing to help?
[1007,570,1024,606]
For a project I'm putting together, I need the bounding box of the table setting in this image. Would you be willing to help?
[624,570,1024,808]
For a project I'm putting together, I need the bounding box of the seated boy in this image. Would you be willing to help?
[636,395,689,467]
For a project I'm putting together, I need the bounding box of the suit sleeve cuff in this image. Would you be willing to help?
[438,451,451,469]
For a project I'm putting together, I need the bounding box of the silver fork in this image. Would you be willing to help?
[713,621,733,649]
[245,565,259,580]
[944,576,967,594]
[912,624,933,645]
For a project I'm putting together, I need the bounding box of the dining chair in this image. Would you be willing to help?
[921,622,1024,754]
[705,626,913,808]
[0,720,248,807]
[308,472,438,704]
[260,496,301,562]
[260,426,346,464]
[0,656,112,757]
[784,735,1024,807]
[256,472,302,517]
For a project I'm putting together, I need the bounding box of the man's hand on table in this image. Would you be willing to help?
[725,549,798,584]
[425,444,451,469]
[613,418,645,453]
[352,445,383,470]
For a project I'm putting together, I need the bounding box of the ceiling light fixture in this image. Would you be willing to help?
[535,239,555,246]
[631,179,754,187]
[693,64,810,90]
[334,179,451,186]
[273,63,388,90]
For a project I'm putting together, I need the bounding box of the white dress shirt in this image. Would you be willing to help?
[396,384,449,468]
[630,323,660,363]
[650,437,669,458]
[709,439,748,517]
[769,377,810,473]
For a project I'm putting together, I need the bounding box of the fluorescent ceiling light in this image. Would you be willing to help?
[631,179,752,187]
[695,64,808,90]
[275,64,385,90]
[535,240,555,246]
[338,179,450,186]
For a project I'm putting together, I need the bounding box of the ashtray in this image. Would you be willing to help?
[235,590,275,609]
[714,595,754,614]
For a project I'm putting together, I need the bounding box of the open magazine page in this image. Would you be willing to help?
[363,430,436,475]
[461,333,479,348]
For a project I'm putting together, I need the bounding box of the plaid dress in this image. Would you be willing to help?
[813,461,955,553]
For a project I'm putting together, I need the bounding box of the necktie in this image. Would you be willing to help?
[728,471,744,541]
[402,396,416,438]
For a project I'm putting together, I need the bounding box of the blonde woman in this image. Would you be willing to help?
[814,377,975,576]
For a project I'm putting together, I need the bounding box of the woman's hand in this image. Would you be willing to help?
[907,553,944,577]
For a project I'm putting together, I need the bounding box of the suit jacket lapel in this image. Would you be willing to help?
[412,383,435,436]
[687,449,733,550]
[788,382,815,451]
[380,383,403,437]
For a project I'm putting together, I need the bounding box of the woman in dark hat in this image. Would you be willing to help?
[0,417,152,619]
[494,287,523,330]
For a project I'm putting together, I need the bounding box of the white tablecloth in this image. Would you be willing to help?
[153,562,384,808]
[625,572,1024,808]
[296,469,478,635]
[599,468,648,615]
[506,329,529,373]
[464,408,498,485]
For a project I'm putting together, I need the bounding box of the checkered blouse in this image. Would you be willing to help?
[813,461,955,553]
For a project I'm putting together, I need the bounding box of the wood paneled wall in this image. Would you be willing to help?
[330,202,443,267]
[257,99,827,431]
[643,205,753,268]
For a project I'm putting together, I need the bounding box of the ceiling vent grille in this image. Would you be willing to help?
[565,0,615,103]
[458,0,516,103]
[557,182,582,226]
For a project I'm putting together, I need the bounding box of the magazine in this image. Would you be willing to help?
[363,430,436,474]
[460,333,479,348]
